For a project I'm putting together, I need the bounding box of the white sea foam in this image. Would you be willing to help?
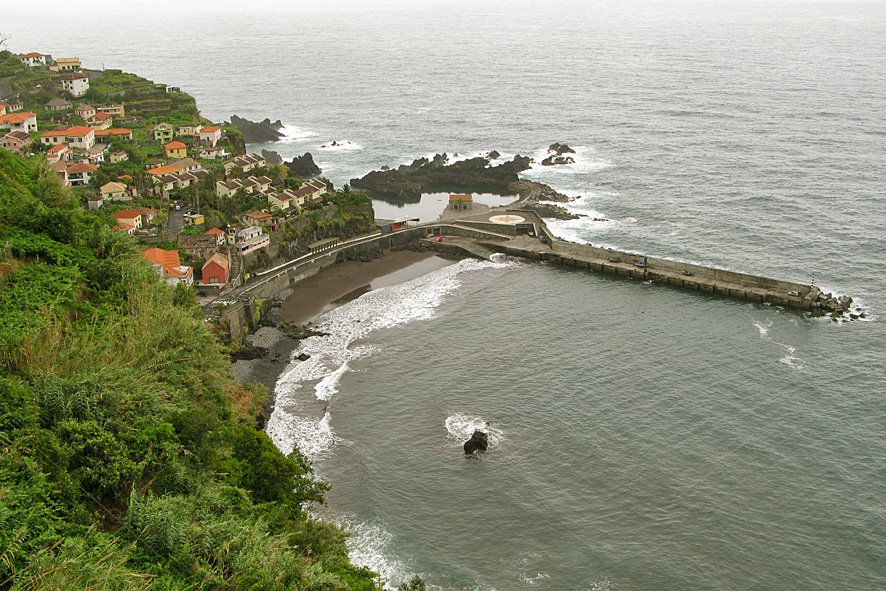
[751,319,804,371]
[267,257,519,459]
[522,145,613,177]
[279,124,318,142]
[754,320,771,337]
[319,139,363,151]
[334,514,413,589]
[444,413,505,449]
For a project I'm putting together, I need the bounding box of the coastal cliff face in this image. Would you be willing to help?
[230,114,286,143]
[351,153,579,219]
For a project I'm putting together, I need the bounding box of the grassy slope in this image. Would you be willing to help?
[0,149,382,590]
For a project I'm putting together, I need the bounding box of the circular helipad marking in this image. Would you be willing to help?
[489,214,525,225]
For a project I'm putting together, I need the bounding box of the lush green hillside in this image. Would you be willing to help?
[0,148,382,590]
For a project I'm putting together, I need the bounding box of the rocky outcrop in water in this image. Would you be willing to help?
[541,155,576,166]
[463,430,489,455]
[548,143,576,155]
[230,115,285,143]
[351,152,579,219]
[285,152,322,177]
[808,291,866,321]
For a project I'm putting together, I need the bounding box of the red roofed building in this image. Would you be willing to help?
[63,125,95,149]
[0,112,38,133]
[20,52,48,67]
[61,73,90,97]
[66,162,97,187]
[164,140,187,159]
[199,125,222,146]
[205,227,226,245]
[46,144,71,164]
[113,209,143,230]
[144,248,193,286]
[201,252,230,286]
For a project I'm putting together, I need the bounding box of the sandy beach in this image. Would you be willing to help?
[280,250,455,325]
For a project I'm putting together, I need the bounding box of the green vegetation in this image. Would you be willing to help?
[279,190,376,259]
[0,149,383,589]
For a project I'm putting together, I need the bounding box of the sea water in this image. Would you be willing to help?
[8,1,885,588]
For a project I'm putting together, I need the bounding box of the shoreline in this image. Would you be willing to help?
[232,250,458,398]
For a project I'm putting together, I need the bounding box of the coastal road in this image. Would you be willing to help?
[204,230,389,313]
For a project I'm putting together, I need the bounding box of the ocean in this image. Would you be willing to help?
[6,1,885,588]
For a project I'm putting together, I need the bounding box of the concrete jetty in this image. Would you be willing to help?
[423,209,858,318]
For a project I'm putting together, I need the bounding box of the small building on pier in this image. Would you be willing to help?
[449,193,473,211]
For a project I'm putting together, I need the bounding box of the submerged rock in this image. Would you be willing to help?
[296,352,311,362]
[463,430,489,455]
[541,155,575,166]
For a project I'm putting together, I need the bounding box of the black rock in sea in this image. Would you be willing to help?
[463,430,489,455]
[230,115,286,143]
[548,142,576,155]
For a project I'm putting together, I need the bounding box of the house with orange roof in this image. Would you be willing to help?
[45,144,71,164]
[62,126,96,150]
[52,161,69,185]
[61,73,90,97]
[448,193,473,211]
[0,112,38,133]
[66,162,97,187]
[90,112,113,129]
[144,248,194,286]
[243,210,274,227]
[201,252,230,286]
[164,140,187,159]
[205,227,226,246]
[20,52,48,67]
[113,209,143,230]
[94,128,133,142]
[199,125,222,146]
[0,131,33,155]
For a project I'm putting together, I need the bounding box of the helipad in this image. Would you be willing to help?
[488,214,525,225]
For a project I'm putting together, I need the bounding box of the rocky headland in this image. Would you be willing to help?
[351,151,580,219]
[230,114,286,143]
[286,152,322,177]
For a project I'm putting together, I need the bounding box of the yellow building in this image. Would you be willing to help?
[164,140,187,159]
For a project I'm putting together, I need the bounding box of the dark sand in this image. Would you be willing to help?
[280,251,455,325]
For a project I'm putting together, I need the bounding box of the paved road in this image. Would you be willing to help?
[167,208,185,236]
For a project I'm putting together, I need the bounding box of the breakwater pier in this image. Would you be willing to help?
[423,209,860,320]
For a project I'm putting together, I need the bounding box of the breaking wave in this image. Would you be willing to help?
[267,257,520,459]
[444,413,505,449]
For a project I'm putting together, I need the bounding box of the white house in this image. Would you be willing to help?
[45,144,71,164]
[198,125,222,146]
[237,226,270,254]
[0,112,38,133]
[61,74,90,98]
[64,126,96,150]
[66,163,96,187]
[20,52,48,67]
[199,145,227,160]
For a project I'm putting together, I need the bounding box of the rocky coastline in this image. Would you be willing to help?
[229,114,286,143]
[351,151,581,220]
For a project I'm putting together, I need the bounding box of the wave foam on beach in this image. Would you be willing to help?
[267,257,519,459]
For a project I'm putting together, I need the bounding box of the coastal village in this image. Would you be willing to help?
[0,50,373,297]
